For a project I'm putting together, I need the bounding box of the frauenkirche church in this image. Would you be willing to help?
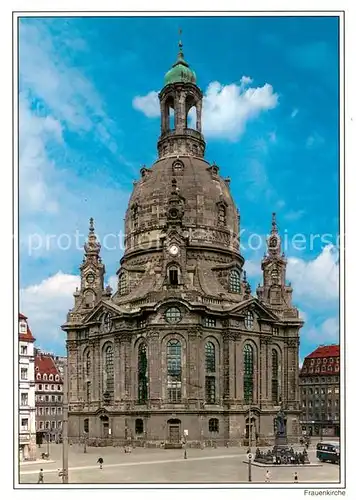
[62,40,303,447]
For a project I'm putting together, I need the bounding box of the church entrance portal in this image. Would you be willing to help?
[167,418,181,443]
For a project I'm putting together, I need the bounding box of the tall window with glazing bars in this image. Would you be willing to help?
[167,339,182,402]
[205,341,216,403]
[138,343,148,403]
[103,344,114,397]
[85,350,91,402]
[243,344,254,403]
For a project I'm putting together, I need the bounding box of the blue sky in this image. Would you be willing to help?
[19,16,340,360]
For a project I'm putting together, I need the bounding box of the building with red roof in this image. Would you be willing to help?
[35,350,64,444]
[299,344,340,438]
[19,313,36,461]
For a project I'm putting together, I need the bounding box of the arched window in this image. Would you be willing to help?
[85,350,91,402]
[135,418,144,435]
[243,344,254,403]
[103,344,114,397]
[37,373,41,380]
[169,106,175,130]
[245,311,254,330]
[138,343,148,404]
[272,349,280,405]
[49,374,53,381]
[205,342,216,403]
[217,204,226,226]
[167,339,182,402]
[131,204,139,230]
[84,418,89,434]
[205,342,215,372]
[209,418,219,433]
[168,265,179,286]
[186,98,197,129]
[85,351,91,379]
[229,269,241,293]
[55,375,59,381]
[118,272,128,295]
[43,374,47,381]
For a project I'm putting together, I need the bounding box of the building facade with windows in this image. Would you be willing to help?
[35,351,64,443]
[19,313,37,461]
[62,41,303,446]
[299,345,340,437]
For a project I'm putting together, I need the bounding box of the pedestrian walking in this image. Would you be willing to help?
[265,470,271,483]
[97,457,104,469]
[294,471,298,483]
[37,468,44,484]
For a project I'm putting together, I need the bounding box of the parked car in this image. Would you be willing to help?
[316,442,340,464]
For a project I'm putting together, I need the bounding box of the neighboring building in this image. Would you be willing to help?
[35,351,64,443]
[299,345,340,437]
[62,41,303,446]
[53,354,67,379]
[19,313,36,461]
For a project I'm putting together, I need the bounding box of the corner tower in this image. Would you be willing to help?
[257,213,296,316]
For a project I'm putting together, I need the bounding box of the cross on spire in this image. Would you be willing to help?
[178,28,184,60]
[89,217,95,234]
[271,212,278,234]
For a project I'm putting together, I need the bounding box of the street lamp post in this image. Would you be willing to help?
[248,403,252,482]
[62,360,69,483]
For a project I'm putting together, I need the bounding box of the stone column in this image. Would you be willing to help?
[283,342,289,404]
[122,334,131,401]
[114,335,121,401]
[67,340,78,403]
[222,334,230,401]
[196,100,202,132]
[160,99,166,133]
[235,337,243,402]
[260,339,269,407]
[187,329,200,403]
[287,338,298,406]
[93,338,101,403]
[228,334,236,403]
[148,330,161,405]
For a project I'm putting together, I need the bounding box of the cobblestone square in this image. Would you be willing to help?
[19,444,341,485]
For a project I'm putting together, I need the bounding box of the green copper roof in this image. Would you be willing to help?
[164,41,197,86]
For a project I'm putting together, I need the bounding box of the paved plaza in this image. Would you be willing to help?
[19,443,340,485]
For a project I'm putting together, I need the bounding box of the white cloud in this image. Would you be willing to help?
[306,132,325,149]
[287,244,339,305]
[240,75,253,87]
[20,272,117,351]
[284,209,305,221]
[132,91,160,118]
[244,259,261,278]
[302,317,339,343]
[133,77,278,141]
[202,81,278,141]
[20,21,121,153]
[291,108,299,118]
[268,131,277,143]
[20,272,80,347]
[244,245,339,309]
[19,97,62,214]
[276,200,286,209]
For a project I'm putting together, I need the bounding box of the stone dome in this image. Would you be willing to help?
[123,155,241,257]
